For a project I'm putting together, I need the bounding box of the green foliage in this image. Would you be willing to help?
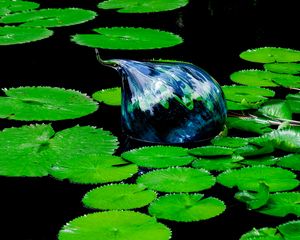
[240,227,284,240]
[121,146,195,168]
[148,193,226,222]
[92,87,121,106]
[72,27,183,50]
[58,211,172,240]
[98,0,189,13]
[234,144,275,157]
[264,63,300,74]
[226,117,272,135]
[277,220,300,240]
[0,87,98,121]
[217,166,299,192]
[239,47,300,63]
[211,136,249,148]
[82,184,157,210]
[277,154,300,171]
[286,92,300,114]
[258,100,292,120]
[0,0,39,14]
[137,167,216,192]
[0,8,97,27]
[188,146,234,157]
[242,156,278,166]
[0,26,53,45]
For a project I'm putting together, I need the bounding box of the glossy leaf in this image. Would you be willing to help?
[188,146,234,157]
[137,167,216,192]
[277,154,300,171]
[0,0,39,13]
[240,227,283,240]
[149,194,226,222]
[234,144,274,157]
[278,220,300,240]
[227,117,272,135]
[242,156,278,166]
[72,27,183,50]
[58,211,172,240]
[82,184,157,210]
[92,87,121,106]
[286,92,300,114]
[264,63,300,74]
[230,70,278,87]
[258,100,292,120]
[211,136,249,148]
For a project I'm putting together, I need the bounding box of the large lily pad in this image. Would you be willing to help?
[72,27,183,50]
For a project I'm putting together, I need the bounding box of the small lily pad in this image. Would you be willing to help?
[121,146,195,168]
[240,227,283,240]
[217,166,299,192]
[227,117,272,135]
[137,167,216,192]
[0,26,53,45]
[58,211,172,240]
[82,184,157,210]
[211,137,249,148]
[0,87,98,121]
[0,8,97,27]
[258,100,292,120]
[148,193,226,222]
[92,87,121,106]
[264,63,300,74]
[277,154,300,171]
[240,47,300,63]
[98,0,189,13]
[188,146,234,157]
[72,27,183,50]
[278,220,300,240]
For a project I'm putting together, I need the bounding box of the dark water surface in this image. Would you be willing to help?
[1,0,300,239]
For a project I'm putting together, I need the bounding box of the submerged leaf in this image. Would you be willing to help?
[149,194,226,222]
[264,63,300,74]
[92,87,121,106]
[72,27,183,50]
[58,211,172,240]
[98,0,189,13]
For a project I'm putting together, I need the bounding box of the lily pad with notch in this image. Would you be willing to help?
[92,87,121,106]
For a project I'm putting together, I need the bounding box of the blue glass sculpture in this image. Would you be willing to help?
[97,52,227,144]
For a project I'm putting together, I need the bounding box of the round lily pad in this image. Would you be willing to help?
[0,0,39,13]
[217,166,299,192]
[0,124,55,177]
[0,8,97,27]
[240,227,283,240]
[242,156,278,166]
[258,100,292,120]
[137,167,216,192]
[258,192,300,217]
[121,146,195,168]
[0,26,53,45]
[92,87,121,106]
[234,144,275,157]
[277,154,300,171]
[240,47,300,63]
[82,184,157,210]
[58,211,172,240]
[148,193,226,222]
[211,137,249,148]
[0,87,98,121]
[264,63,300,74]
[227,117,272,135]
[98,0,189,13]
[72,27,183,50]
[278,220,300,240]
[188,146,234,157]
[50,154,138,184]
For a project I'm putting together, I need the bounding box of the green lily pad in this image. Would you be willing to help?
[72,27,183,50]
[188,146,234,157]
[258,100,292,120]
[264,63,300,74]
[227,117,272,135]
[0,0,39,13]
[58,211,172,240]
[50,154,138,184]
[98,0,189,13]
[277,154,300,171]
[0,124,54,177]
[121,146,195,168]
[258,192,300,217]
[211,136,249,148]
[82,184,157,210]
[234,144,275,157]
[0,8,97,27]
[92,87,121,106]
[192,155,244,171]
[242,156,278,166]
[0,87,98,121]
[240,47,300,63]
[278,220,300,240]
[286,92,300,114]
[0,26,53,45]
[240,227,283,240]
[137,167,216,192]
[217,166,299,192]
[148,193,226,222]
[226,100,261,110]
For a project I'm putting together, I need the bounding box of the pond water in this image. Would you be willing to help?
[1,0,300,239]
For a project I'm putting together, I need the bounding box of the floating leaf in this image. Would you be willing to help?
[0,87,98,121]
[0,26,53,45]
[242,156,278,166]
[277,154,300,171]
[286,92,300,114]
[264,63,300,74]
[227,117,272,135]
[188,146,234,157]
[137,167,215,192]
[217,166,299,192]
[230,70,278,87]
[0,0,39,13]
[234,144,275,157]
[0,8,97,27]
[258,100,292,120]
[72,27,183,50]
[278,220,300,240]
[50,154,138,184]
[258,192,300,217]
[192,155,244,171]
[82,184,157,210]
[121,146,195,168]
[92,87,121,106]
[211,136,249,148]
[148,193,226,222]
[226,100,261,110]
[58,211,171,240]
[0,124,54,177]
[98,0,189,13]
[240,227,283,240]
[240,47,300,63]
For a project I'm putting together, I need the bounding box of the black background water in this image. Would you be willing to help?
[0,0,299,239]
